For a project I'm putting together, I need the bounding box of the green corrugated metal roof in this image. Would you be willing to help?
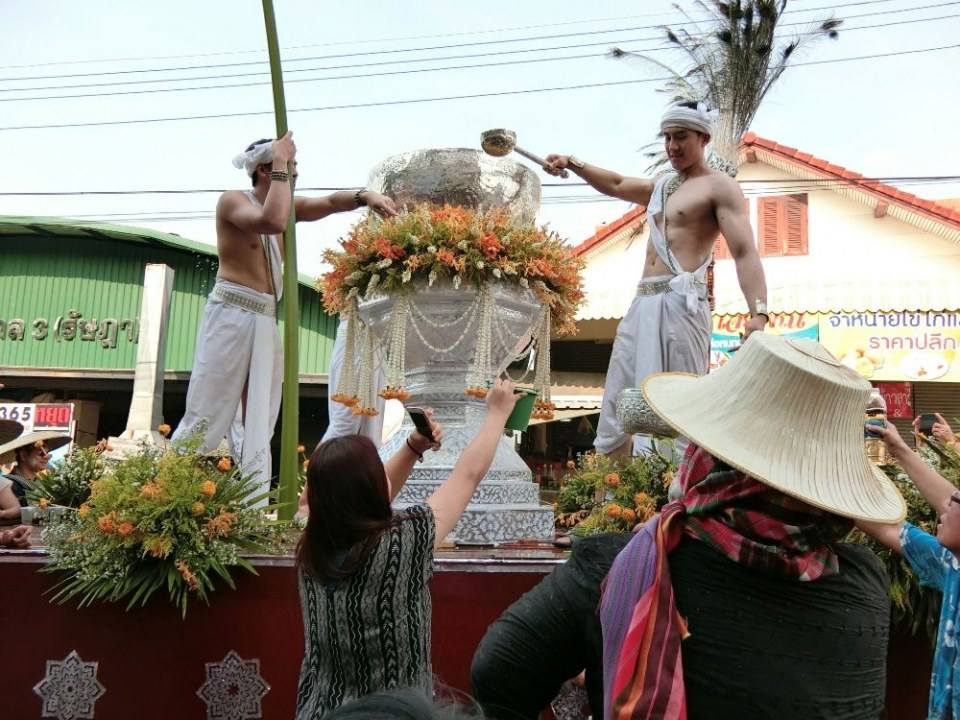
[0,216,319,288]
[0,216,336,378]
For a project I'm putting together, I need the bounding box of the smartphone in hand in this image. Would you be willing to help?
[918,413,938,437]
[407,407,435,443]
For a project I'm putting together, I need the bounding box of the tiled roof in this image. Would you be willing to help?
[571,206,646,257]
[742,132,960,229]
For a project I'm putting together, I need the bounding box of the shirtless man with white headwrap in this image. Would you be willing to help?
[173,132,397,497]
[545,102,768,460]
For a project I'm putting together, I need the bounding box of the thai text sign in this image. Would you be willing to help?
[819,311,960,382]
[0,310,139,349]
[877,382,913,419]
[711,313,819,371]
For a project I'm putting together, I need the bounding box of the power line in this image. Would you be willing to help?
[1,42,956,133]
[4,176,959,198]
[3,0,951,84]
[6,10,957,104]
[0,0,895,72]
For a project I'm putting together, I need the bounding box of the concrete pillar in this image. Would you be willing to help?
[109,264,175,452]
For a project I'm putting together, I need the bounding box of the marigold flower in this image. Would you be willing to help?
[78,504,91,519]
[216,457,232,472]
[157,423,172,437]
[192,502,206,516]
[117,522,135,538]
[146,536,172,559]
[604,473,621,488]
[606,504,623,518]
[621,508,637,524]
[140,483,161,499]
[662,470,675,489]
[176,560,199,591]
[38,497,49,510]
[436,249,456,267]
[634,492,652,507]
[205,511,238,539]
[97,514,117,534]
[200,480,217,497]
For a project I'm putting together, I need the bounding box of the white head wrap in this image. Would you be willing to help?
[232,140,274,177]
[660,102,717,136]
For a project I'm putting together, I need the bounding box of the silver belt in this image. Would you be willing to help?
[636,279,672,297]
[635,278,708,300]
[212,286,275,317]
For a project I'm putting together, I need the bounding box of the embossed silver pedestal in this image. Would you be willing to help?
[358,281,555,544]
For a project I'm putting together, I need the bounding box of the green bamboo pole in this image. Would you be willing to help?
[261,0,299,521]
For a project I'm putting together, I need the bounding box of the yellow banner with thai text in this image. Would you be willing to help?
[818,311,960,382]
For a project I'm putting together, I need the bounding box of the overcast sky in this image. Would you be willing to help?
[1,0,956,276]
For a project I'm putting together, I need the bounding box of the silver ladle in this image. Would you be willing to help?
[480,128,569,179]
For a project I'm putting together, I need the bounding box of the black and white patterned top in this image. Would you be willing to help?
[295,504,436,719]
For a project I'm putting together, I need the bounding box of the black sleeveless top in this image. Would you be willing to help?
[670,538,890,720]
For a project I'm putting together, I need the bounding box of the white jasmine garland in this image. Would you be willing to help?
[476,260,485,270]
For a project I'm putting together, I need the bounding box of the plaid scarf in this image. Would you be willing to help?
[599,444,853,720]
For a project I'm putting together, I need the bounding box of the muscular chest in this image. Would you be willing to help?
[663,182,715,230]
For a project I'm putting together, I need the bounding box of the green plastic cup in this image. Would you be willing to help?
[504,388,539,432]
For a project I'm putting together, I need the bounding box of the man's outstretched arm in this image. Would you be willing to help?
[543,154,656,206]
[295,190,398,222]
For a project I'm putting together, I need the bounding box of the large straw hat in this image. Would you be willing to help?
[0,419,24,445]
[0,430,72,466]
[642,332,906,523]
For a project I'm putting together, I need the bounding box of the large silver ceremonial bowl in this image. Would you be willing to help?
[358,148,554,544]
[367,148,541,226]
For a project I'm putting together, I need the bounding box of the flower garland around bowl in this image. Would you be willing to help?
[319,204,585,419]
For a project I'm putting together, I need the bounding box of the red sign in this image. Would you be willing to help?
[877,382,913,419]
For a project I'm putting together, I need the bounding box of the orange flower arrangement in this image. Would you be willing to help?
[319,203,584,336]
[606,504,623,518]
[199,480,217,497]
[216,457,232,472]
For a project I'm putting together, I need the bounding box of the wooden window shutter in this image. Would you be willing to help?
[758,197,782,257]
[713,199,749,260]
[784,194,809,255]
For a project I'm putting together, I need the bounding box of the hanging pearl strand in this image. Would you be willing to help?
[408,297,480,356]
[410,292,481,329]
[531,305,555,420]
[352,322,379,416]
[466,283,494,398]
[379,294,410,402]
[332,301,360,407]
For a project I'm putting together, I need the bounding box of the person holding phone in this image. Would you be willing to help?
[857,420,960,720]
[916,412,959,448]
[294,379,520,718]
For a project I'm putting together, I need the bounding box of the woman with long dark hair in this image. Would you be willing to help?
[295,379,520,719]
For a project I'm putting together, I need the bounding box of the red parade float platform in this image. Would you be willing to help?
[0,543,934,719]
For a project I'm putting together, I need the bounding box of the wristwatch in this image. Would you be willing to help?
[567,155,586,169]
[752,299,770,323]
